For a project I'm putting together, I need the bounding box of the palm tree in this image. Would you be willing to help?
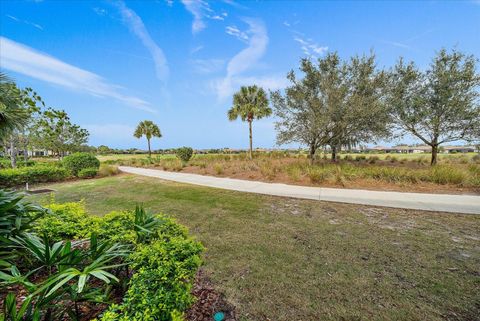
[227,85,271,159]
[133,120,162,157]
[0,73,29,140]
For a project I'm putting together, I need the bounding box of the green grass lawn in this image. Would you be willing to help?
[30,174,480,321]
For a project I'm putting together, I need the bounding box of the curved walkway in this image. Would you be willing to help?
[119,166,480,214]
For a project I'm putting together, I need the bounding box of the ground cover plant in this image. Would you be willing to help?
[29,175,480,321]
[0,189,203,321]
[107,151,480,194]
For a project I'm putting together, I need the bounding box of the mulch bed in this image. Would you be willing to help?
[186,269,237,321]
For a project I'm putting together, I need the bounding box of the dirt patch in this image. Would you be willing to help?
[187,269,237,321]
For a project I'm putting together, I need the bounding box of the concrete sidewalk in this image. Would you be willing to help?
[119,166,480,214]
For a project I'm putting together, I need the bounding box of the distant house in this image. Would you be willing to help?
[366,144,476,154]
[443,145,477,153]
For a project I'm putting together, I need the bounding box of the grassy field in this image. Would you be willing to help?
[30,174,480,321]
[97,152,478,162]
[103,152,480,194]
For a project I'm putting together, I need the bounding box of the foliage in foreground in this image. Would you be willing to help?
[0,189,203,321]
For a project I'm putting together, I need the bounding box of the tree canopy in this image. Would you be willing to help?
[387,48,480,165]
[272,52,389,161]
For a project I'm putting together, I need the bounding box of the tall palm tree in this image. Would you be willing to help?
[0,73,29,140]
[133,120,162,157]
[227,85,271,159]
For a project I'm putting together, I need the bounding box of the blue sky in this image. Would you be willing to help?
[1,0,479,150]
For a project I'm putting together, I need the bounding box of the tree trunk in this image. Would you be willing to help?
[331,145,337,162]
[248,120,253,160]
[430,144,438,166]
[23,147,28,162]
[10,139,17,169]
[309,144,316,165]
[147,138,151,157]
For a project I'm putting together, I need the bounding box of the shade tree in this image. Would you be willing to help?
[387,48,480,165]
[272,52,389,162]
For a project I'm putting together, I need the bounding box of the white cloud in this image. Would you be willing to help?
[114,1,169,82]
[92,7,108,16]
[6,14,43,30]
[225,25,249,42]
[181,0,226,34]
[382,40,411,49]
[0,37,155,113]
[216,18,272,100]
[191,59,225,74]
[293,36,328,58]
[181,0,209,33]
[191,45,204,54]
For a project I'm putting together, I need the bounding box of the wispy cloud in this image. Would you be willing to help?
[114,1,168,82]
[216,18,274,100]
[293,35,328,57]
[381,40,411,49]
[92,7,108,16]
[225,25,249,42]
[191,45,204,54]
[284,21,328,59]
[181,0,227,34]
[0,37,155,113]
[191,59,225,74]
[6,14,43,30]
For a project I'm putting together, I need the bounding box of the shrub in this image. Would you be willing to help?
[430,165,466,185]
[118,237,203,320]
[0,165,69,188]
[98,164,120,177]
[355,155,366,162]
[368,156,380,164]
[78,167,99,178]
[307,167,330,183]
[473,154,480,164]
[176,147,194,163]
[0,159,35,169]
[62,152,100,177]
[213,163,224,175]
[259,160,277,180]
[35,200,99,240]
[286,165,302,181]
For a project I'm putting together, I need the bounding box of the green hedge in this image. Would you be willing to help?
[78,167,98,178]
[0,165,69,187]
[32,201,204,321]
[63,152,100,176]
[0,158,36,169]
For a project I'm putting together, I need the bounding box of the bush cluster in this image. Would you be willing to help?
[176,147,194,163]
[62,152,100,176]
[0,190,203,321]
[0,165,69,187]
[0,158,36,169]
[78,167,98,178]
